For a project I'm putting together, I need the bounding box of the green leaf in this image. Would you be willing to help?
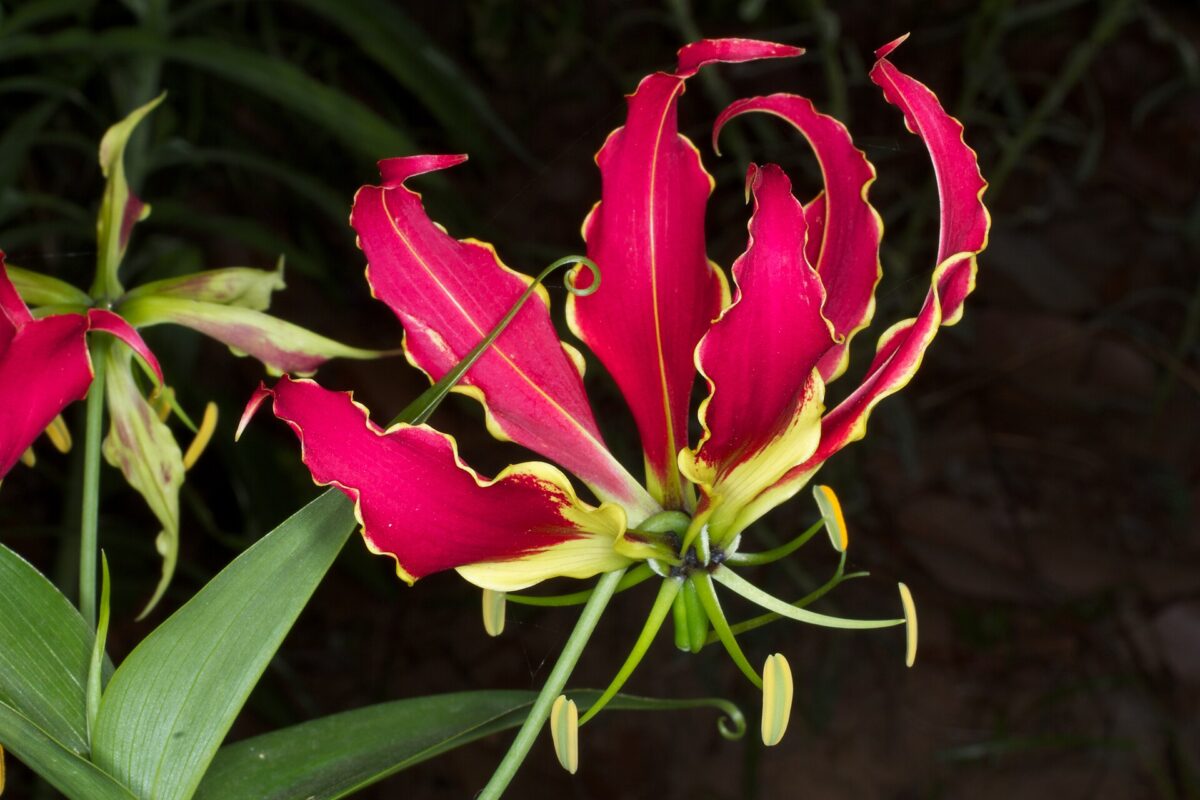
[0,542,98,755]
[0,543,130,799]
[89,489,358,800]
[194,691,742,800]
[0,701,135,800]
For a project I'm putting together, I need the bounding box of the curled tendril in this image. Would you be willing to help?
[579,693,746,740]
[556,255,601,296]
[391,254,601,426]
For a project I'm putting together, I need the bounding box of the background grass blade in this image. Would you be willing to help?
[89,489,358,800]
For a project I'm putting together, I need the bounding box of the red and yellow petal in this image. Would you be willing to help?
[351,156,655,519]
[731,36,990,533]
[715,93,883,383]
[245,376,630,591]
[570,39,803,510]
[1,253,161,478]
[680,165,831,539]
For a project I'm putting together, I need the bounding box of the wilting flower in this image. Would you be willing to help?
[3,95,385,614]
[245,35,987,742]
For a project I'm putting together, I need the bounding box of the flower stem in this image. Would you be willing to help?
[79,338,110,630]
[477,567,627,799]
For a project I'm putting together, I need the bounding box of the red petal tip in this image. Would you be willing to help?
[237,383,273,441]
[875,33,910,61]
[377,154,469,188]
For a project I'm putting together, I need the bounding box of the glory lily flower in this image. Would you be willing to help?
[244,35,987,745]
[3,95,386,615]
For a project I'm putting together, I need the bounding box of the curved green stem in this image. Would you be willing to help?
[693,572,762,689]
[507,564,653,607]
[79,337,110,630]
[578,578,680,726]
[477,567,626,800]
[724,518,825,566]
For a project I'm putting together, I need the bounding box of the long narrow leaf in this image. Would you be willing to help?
[0,701,135,800]
[0,543,100,755]
[194,691,743,800]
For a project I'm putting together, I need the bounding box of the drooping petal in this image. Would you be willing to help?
[3,264,92,309]
[679,165,830,541]
[0,254,161,478]
[733,36,990,532]
[714,93,883,382]
[123,260,286,311]
[116,295,383,376]
[101,345,183,618]
[247,376,630,591]
[351,155,656,520]
[94,94,163,299]
[570,39,803,510]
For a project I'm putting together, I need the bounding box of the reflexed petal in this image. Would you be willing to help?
[247,376,630,590]
[123,260,286,311]
[570,40,803,510]
[680,165,830,542]
[731,36,990,532]
[101,345,184,619]
[352,155,655,519]
[95,95,164,298]
[117,295,383,376]
[715,93,883,382]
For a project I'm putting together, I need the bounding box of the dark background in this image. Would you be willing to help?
[2,0,1198,797]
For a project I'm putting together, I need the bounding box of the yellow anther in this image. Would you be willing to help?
[813,484,848,552]
[760,653,793,746]
[46,414,72,453]
[151,386,173,422]
[481,588,506,637]
[182,402,218,470]
[898,582,918,667]
[19,447,36,467]
[550,695,579,774]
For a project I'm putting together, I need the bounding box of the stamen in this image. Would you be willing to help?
[550,695,579,774]
[692,572,762,688]
[724,518,824,567]
[712,566,903,630]
[898,582,918,667]
[682,576,709,653]
[46,415,72,453]
[482,589,506,637]
[578,578,681,725]
[813,485,848,552]
[19,447,36,467]
[182,402,218,470]
[760,653,793,746]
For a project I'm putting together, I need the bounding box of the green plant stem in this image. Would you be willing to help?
[477,568,626,800]
[79,337,110,630]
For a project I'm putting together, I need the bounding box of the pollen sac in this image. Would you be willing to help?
[898,582,918,667]
[550,695,579,774]
[760,653,793,746]
[481,588,506,637]
[813,485,848,552]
